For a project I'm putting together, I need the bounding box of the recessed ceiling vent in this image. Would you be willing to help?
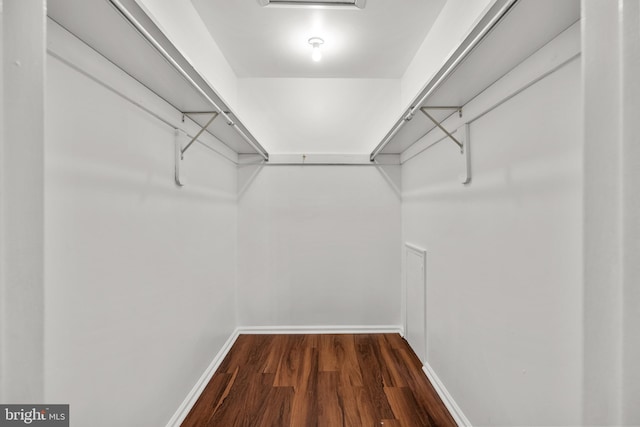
[258,0,366,9]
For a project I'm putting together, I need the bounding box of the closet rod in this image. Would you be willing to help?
[107,0,269,161]
[369,0,519,161]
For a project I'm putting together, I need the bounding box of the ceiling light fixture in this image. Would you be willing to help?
[308,37,324,62]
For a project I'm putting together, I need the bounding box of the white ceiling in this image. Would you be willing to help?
[190,0,447,78]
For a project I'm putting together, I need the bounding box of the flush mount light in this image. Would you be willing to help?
[308,37,324,62]
[259,0,366,9]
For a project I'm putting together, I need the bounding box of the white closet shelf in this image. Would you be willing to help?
[47,0,269,161]
[370,0,580,160]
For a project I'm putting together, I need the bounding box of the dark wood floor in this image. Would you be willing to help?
[182,333,456,427]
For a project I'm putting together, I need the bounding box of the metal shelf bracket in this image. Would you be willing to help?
[420,107,471,185]
[175,129,187,187]
[419,107,463,151]
[175,111,219,186]
[180,112,219,157]
[459,123,471,185]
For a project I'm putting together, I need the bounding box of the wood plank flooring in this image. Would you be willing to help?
[182,334,456,427]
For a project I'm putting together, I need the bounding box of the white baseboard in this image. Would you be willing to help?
[165,328,241,427]
[422,362,472,427]
[237,325,403,334]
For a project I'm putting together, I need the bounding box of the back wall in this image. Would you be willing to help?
[237,164,401,328]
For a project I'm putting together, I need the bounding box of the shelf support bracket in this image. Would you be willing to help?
[175,129,187,187]
[420,107,463,151]
[459,123,471,185]
[180,112,219,156]
[175,112,219,187]
[420,107,471,185]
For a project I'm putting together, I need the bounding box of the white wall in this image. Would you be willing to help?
[0,0,4,403]
[402,56,583,425]
[0,1,4,399]
[238,78,400,154]
[44,26,238,427]
[620,4,640,423]
[237,164,401,328]
[582,1,640,425]
[1,0,46,403]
